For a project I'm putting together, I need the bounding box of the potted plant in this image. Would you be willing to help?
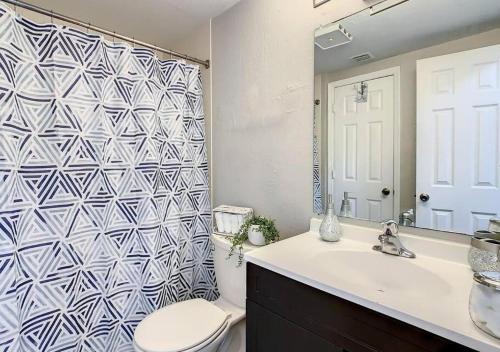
[228,216,279,266]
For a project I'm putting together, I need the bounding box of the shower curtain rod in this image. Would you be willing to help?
[1,0,210,68]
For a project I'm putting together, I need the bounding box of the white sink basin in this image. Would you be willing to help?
[315,250,452,297]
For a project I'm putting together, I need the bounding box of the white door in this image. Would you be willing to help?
[416,45,500,234]
[333,76,395,221]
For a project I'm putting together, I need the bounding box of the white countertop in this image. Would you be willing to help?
[244,222,500,352]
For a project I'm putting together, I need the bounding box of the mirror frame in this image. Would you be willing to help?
[313,0,331,8]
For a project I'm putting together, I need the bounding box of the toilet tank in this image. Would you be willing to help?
[211,234,256,308]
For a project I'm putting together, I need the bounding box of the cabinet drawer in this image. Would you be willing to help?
[247,263,475,352]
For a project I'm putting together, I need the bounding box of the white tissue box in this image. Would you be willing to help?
[213,205,253,236]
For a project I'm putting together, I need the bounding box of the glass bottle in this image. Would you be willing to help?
[339,192,352,218]
[319,195,343,242]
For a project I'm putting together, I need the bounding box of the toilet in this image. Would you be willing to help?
[133,234,255,352]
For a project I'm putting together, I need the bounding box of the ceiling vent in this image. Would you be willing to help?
[350,52,375,63]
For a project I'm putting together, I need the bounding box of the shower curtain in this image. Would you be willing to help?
[0,4,216,351]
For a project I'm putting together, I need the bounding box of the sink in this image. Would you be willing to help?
[315,250,452,297]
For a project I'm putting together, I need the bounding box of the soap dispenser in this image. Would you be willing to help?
[339,192,352,218]
[319,194,343,242]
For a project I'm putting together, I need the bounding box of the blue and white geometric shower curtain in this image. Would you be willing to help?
[0,4,216,351]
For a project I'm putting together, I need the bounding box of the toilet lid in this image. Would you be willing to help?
[134,299,229,352]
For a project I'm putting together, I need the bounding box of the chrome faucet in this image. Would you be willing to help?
[373,220,416,259]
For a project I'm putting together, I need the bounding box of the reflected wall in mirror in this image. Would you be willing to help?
[313,0,500,235]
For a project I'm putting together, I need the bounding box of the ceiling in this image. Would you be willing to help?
[315,0,500,74]
[25,0,242,48]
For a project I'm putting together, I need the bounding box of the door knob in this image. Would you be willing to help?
[381,187,391,196]
[419,193,430,202]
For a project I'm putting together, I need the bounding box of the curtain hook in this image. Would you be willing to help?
[50,10,54,25]
[113,31,115,43]
[132,37,135,48]
[87,22,90,34]
[170,51,173,60]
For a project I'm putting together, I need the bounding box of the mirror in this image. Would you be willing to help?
[313,0,500,235]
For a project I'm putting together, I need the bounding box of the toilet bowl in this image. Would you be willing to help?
[133,234,255,352]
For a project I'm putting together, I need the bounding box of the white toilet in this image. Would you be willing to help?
[133,234,255,352]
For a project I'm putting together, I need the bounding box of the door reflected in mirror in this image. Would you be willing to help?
[313,0,500,235]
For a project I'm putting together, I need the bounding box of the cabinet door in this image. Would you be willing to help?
[247,263,476,352]
[247,300,339,352]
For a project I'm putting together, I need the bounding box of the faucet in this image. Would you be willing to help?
[373,220,416,259]
[399,208,415,227]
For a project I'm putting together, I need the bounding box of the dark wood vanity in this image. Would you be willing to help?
[246,263,476,352]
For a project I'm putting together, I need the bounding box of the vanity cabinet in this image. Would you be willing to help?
[246,263,475,352]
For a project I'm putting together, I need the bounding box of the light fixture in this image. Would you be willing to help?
[315,23,353,50]
[313,0,331,8]
[370,0,410,16]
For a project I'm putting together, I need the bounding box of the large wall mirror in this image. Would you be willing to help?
[313,0,500,235]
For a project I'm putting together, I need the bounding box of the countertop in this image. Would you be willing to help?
[244,222,500,352]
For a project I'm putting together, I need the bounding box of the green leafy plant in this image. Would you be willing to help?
[227,216,280,266]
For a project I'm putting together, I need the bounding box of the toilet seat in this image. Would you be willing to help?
[134,299,230,352]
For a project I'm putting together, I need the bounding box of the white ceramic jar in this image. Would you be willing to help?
[248,225,266,246]
[469,271,500,339]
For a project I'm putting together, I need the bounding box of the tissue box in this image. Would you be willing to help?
[213,205,253,236]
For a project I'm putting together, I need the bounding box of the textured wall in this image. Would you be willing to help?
[212,0,377,237]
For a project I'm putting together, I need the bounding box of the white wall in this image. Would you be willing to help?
[212,0,378,237]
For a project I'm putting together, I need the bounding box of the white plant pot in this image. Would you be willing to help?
[248,225,266,246]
